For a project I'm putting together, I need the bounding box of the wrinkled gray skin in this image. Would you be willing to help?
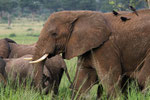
[0,38,71,96]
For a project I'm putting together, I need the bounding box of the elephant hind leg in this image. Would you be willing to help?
[137,55,150,91]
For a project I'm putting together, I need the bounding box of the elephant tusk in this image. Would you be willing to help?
[24,57,33,60]
[29,54,48,64]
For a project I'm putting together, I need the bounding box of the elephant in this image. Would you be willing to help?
[0,38,35,58]
[0,38,72,96]
[29,9,150,99]
[0,38,16,58]
[0,54,67,96]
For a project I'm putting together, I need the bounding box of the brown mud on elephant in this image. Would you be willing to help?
[29,9,150,99]
[0,38,72,96]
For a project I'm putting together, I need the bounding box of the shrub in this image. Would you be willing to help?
[5,27,12,29]
[9,33,16,37]
[26,33,39,37]
[26,28,33,31]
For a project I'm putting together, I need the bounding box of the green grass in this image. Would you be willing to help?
[0,18,150,100]
[0,18,43,44]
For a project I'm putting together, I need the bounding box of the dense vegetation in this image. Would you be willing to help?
[0,0,148,26]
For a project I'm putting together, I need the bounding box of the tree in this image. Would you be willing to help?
[18,0,41,21]
[0,0,18,26]
[41,0,62,12]
[76,0,97,10]
[97,0,147,12]
[146,0,150,8]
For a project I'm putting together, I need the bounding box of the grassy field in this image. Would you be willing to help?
[0,18,150,100]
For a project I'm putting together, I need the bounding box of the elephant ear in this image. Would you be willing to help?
[4,38,16,44]
[64,12,111,59]
[0,39,10,58]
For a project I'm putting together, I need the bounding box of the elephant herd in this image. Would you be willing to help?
[1,8,150,99]
[0,38,71,97]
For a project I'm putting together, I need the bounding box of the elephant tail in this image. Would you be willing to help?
[64,66,72,85]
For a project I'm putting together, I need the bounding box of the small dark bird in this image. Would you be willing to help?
[129,6,138,16]
[120,17,131,22]
[112,10,119,16]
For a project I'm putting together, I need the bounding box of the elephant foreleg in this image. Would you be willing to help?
[92,44,122,99]
[71,65,98,100]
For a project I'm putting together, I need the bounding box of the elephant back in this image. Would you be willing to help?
[9,43,35,58]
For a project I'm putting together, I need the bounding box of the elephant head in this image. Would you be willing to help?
[0,38,16,58]
[30,11,111,87]
[32,11,111,61]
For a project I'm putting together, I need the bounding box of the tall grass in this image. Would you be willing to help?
[0,18,150,100]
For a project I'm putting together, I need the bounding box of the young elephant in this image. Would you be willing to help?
[0,38,72,95]
[0,55,68,96]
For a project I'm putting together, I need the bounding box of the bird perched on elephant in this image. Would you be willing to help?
[0,38,72,96]
[28,9,150,99]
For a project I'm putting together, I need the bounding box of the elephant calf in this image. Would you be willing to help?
[0,38,72,96]
[0,55,70,96]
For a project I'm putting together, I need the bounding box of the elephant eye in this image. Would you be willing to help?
[51,33,57,37]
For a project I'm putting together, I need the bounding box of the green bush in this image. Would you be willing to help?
[26,33,39,37]
[5,27,12,29]
[26,28,34,31]
[9,33,16,37]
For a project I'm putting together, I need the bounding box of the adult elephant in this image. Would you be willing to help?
[0,38,35,58]
[29,9,150,99]
[0,38,72,96]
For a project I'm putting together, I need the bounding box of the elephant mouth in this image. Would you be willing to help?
[47,53,55,58]
[47,49,57,58]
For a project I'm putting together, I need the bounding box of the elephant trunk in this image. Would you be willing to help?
[31,35,55,89]
[31,47,46,89]
[32,62,44,90]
